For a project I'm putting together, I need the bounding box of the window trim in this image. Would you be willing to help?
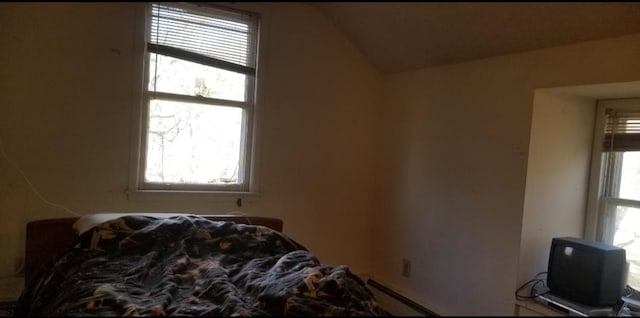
[126,2,262,198]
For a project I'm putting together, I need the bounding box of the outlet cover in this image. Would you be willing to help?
[402,259,411,278]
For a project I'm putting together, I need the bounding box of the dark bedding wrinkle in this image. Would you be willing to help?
[15,215,388,316]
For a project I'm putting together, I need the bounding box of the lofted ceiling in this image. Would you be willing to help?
[313,2,640,74]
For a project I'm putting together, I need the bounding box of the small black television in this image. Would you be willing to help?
[547,237,628,307]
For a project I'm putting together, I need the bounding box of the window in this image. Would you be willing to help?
[134,3,259,193]
[588,99,640,290]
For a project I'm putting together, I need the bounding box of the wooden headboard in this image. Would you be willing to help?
[25,215,283,284]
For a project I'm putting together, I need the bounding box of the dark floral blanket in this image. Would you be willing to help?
[15,215,387,316]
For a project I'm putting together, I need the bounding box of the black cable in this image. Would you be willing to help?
[515,271,548,301]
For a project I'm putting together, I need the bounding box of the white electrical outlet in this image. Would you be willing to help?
[402,259,411,278]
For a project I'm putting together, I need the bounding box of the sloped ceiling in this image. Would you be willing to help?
[313,2,640,74]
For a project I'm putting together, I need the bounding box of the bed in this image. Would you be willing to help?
[16,214,388,316]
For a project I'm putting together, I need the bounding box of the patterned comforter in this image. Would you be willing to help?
[15,215,387,316]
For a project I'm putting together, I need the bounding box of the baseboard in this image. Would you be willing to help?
[366,278,438,316]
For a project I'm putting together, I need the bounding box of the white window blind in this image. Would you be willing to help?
[603,109,640,152]
[149,3,257,75]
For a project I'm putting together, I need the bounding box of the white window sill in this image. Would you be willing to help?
[125,189,262,202]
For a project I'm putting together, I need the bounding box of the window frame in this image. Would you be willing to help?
[586,99,640,242]
[586,98,640,290]
[127,2,262,198]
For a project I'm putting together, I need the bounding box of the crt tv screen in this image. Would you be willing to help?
[547,237,627,307]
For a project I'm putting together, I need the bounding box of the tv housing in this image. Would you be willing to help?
[547,237,627,307]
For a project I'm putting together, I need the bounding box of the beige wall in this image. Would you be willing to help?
[372,34,640,315]
[4,2,640,316]
[0,3,382,278]
[518,91,594,287]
